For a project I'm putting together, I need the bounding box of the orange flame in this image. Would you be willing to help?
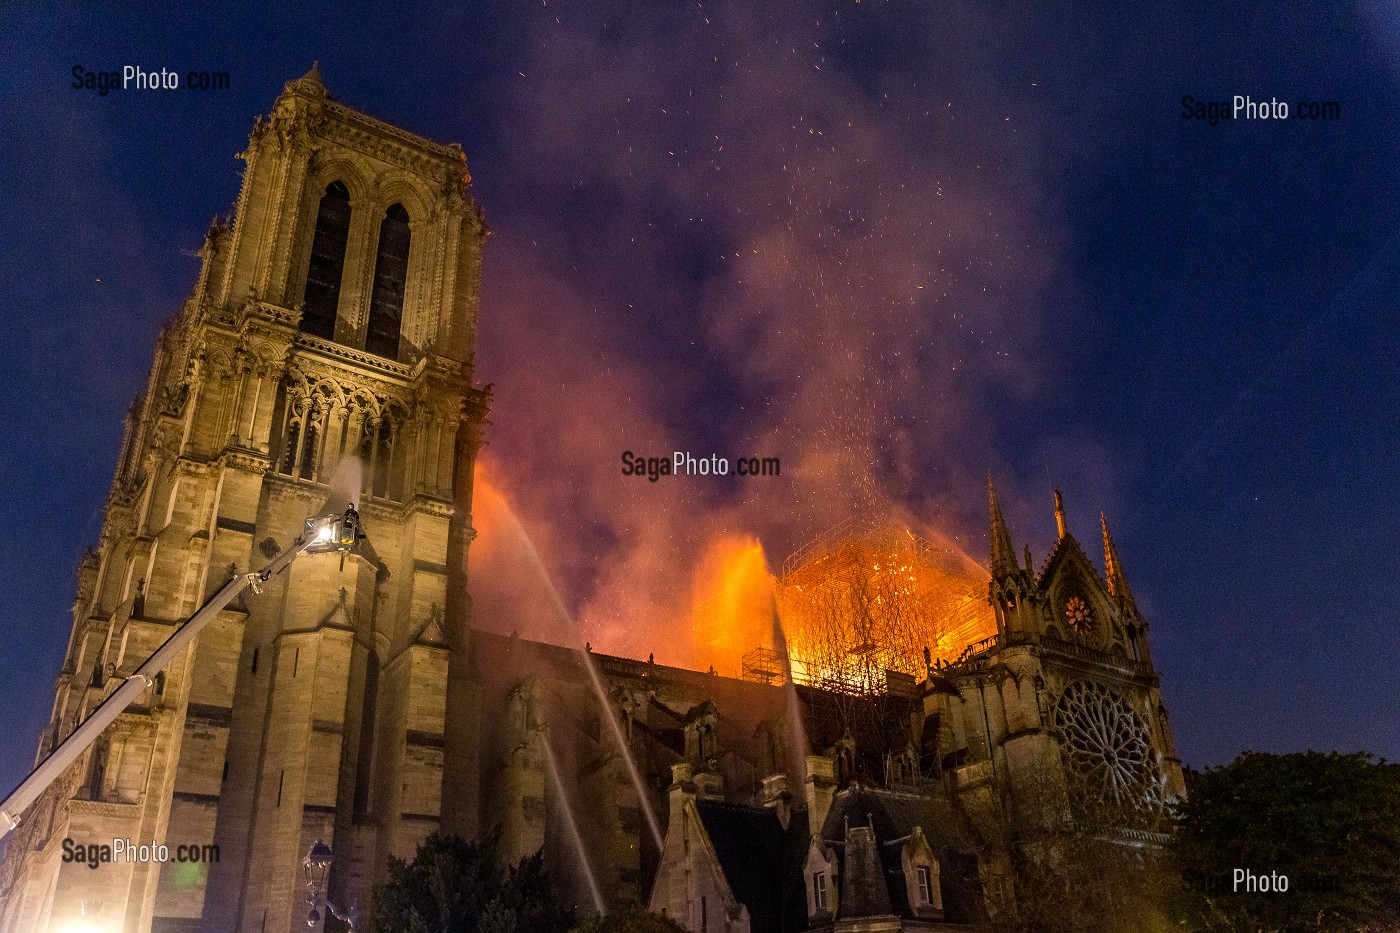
[689,535,774,675]
[474,461,996,688]
[690,523,997,692]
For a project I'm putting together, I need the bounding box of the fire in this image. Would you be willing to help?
[475,460,995,690]
[689,521,997,693]
[689,535,774,675]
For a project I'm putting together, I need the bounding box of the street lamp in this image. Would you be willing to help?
[58,902,105,933]
[302,839,359,930]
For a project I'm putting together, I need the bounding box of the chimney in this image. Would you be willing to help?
[694,768,724,801]
[761,773,791,828]
[840,820,894,918]
[804,755,836,836]
[666,762,695,842]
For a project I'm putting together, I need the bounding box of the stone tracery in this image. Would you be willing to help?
[1052,679,1163,821]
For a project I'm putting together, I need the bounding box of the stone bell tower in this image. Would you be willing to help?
[0,66,489,933]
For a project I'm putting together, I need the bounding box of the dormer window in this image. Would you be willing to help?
[917,866,933,905]
[901,827,944,916]
[804,838,837,918]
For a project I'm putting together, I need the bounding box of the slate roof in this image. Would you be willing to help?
[693,785,986,931]
[696,801,783,928]
[821,786,987,925]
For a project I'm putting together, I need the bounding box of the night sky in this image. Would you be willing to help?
[1,2,1398,801]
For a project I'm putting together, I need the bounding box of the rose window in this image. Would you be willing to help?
[1064,596,1093,637]
[1053,680,1162,817]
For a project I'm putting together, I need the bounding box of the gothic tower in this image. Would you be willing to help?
[924,480,1186,920]
[0,67,488,933]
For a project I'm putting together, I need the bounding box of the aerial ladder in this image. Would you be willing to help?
[0,505,365,842]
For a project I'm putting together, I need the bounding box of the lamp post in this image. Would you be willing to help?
[303,840,359,931]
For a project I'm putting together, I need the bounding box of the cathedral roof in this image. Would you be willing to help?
[820,786,986,924]
[689,785,988,930]
[1035,527,1112,600]
[694,800,810,933]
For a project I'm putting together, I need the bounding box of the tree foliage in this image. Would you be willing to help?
[371,831,575,933]
[1171,751,1400,932]
[994,760,1175,933]
[569,903,687,933]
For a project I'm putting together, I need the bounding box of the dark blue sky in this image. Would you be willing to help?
[1,2,1398,799]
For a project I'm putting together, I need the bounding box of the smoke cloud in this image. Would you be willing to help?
[467,1,1147,666]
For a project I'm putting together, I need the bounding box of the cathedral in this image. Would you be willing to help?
[0,71,1185,933]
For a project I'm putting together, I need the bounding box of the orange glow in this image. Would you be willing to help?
[689,535,775,676]
[469,461,576,645]
[776,523,997,693]
[475,459,995,691]
[688,522,997,693]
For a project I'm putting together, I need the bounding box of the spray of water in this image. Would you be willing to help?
[321,454,365,513]
[492,499,667,853]
[770,593,811,784]
[537,728,606,914]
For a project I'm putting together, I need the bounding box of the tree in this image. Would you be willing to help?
[991,760,1176,933]
[1171,751,1400,932]
[569,903,687,933]
[371,831,575,933]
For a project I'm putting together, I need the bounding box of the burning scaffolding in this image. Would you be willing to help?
[741,646,786,685]
[772,519,997,695]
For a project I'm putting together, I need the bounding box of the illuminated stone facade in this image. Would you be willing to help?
[0,73,1184,933]
[647,484,1185,932]
[0,67,487,933]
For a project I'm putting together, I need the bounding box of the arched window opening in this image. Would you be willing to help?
[299,416,320,481]
[280,416,302,475]
[89,740,108,801]
[1034,674,1049,724]
[301,181,352,340]
[372,420,392,498]
[359,416,396,501]
[836,744,855,787]
[365,204,410,359]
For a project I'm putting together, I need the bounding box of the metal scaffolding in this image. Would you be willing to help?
[775,520,996,696]
[741,646,785,685]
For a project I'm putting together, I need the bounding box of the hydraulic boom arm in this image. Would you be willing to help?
[0,506,362,841]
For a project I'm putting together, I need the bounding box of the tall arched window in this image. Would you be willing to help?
[301,181,352,340]
[365,204,410,359]
[299,416,320,481]
[359,417,395,500]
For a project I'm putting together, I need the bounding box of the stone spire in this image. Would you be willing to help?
[284,61,327,99]
[1101,513,1138,614]
[988,474,1018,577]
[1053,488,1068,540]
